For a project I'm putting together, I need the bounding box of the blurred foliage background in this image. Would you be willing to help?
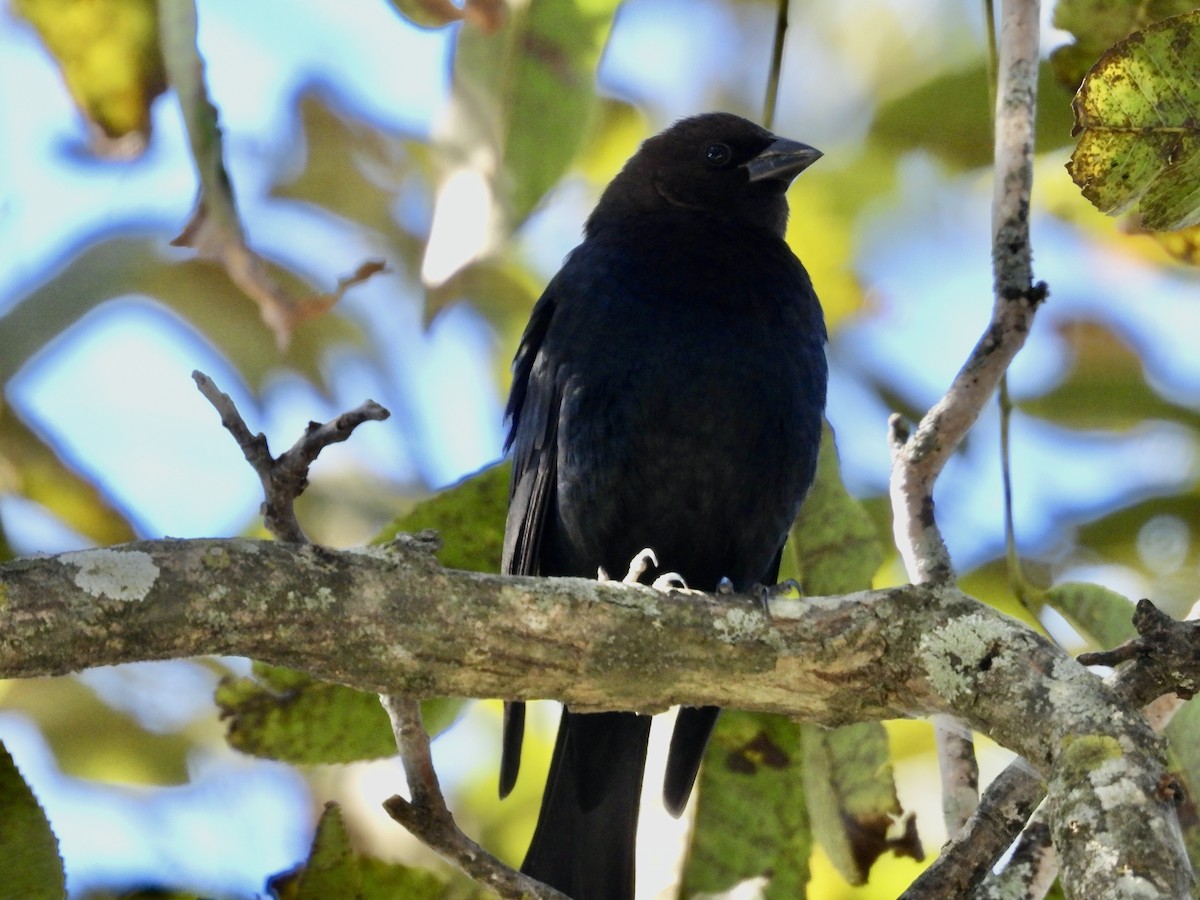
[2,0,1200,897]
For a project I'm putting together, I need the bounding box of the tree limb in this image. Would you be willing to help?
[904,599,1200,899]
[0,537,1191,896]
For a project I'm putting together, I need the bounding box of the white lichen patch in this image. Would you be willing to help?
[61,549,159,602]
[307,586,336,610]
[1109,876,1162,899]
[713,607,770,644]
[1048,657,1108,719]
[920,612,1011,702]
[766,597,807,619]
[1088,757,1142,809]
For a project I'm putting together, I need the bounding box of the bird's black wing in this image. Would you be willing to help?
[498,281,561,798]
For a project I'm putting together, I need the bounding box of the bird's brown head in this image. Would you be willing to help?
[588,112,821,238]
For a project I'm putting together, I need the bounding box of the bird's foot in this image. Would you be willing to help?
[651,570,689,591]
[598,548,695,592]
[624,547,660,584]
[599,547,658,584]
[755,579,802,617]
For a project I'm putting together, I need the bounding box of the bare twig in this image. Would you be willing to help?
[972,819,1057,900]
[192,370,389,542]
[888,0,1047,586]
[933,717,981,835]
[763,0,790,129]
[1078,599,1200,702]
[899,762,1043,900]
[162,2,387,349]
[380,696,568,899]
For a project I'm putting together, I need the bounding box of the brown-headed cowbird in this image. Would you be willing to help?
[500,112,827,899]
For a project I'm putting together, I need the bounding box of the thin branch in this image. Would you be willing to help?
[998,376,1031,606]
[162,2,387,348]
[763,0,790,129]
[898,762,1044,900]
[382,695,449,810]
[972,819,1057,900]
[1078,599,1200,702]
[380,696,567,899]
[933,717,981,835]
[192,370,389,542]
[888,0,1047,586]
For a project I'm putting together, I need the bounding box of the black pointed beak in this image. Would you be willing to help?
[743,138,822,185]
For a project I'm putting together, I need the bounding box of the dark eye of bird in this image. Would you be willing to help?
[704,142,732,167]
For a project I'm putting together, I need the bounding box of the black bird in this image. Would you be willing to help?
[499,112,828,899]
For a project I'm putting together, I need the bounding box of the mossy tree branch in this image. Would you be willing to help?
[0,535,1192,896]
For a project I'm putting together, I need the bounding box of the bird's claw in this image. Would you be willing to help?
[624,548,659,584]
[755,579,802,618]
[599,548,663,585]
[599,549,695,592]
[651,571,689,591]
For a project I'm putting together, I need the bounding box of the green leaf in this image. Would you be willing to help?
[785,421,885,596]
[783,425,917,882]
[1164,700,1200,870]
[13,0,165,150]
[216,662,464,765]
[0,238,364,393]
[1068,11,1200,231]
[870,63,1076,169]
[801,723,921,885]
[3,677,193,786]
[959,557,1048,629]
[274,802,361,900]
[1074,493,1200,574]
[1018,319,1200,431]
[1044,582,1138,650]
[425,257,542,331]
[385,0,465,29]
[0,404,136,552]
[161,3,388,346]
[375,462,510,574]
[440,0,619,226]
[0,740,65,899]
[1148,222,1200,265]
[1051,0,1195,91]
[269,803,464,900]
[274,95,421,242]
[681,711,810,898]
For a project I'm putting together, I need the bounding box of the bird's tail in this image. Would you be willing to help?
[521,709,652,900]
